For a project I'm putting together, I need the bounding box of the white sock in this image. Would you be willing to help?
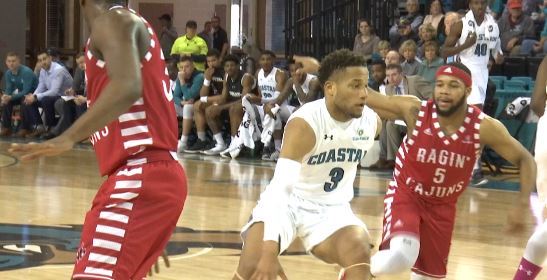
[180,135,188,147]
[197,131,206,141]
[371,235,420,276]
[274,139,282,151]
[214,133,225,146]
[523,220,547,265]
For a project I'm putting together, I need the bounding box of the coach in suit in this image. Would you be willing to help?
[370,63,433,169]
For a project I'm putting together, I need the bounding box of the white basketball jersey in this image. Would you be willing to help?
[293,73,318,105]
[457,11,501,67]
[288,99,378,205]
[258,67,280,101]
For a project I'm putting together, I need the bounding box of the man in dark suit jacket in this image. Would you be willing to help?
[369,63,434,169]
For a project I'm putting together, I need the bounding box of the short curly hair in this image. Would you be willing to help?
[318,49,366,85]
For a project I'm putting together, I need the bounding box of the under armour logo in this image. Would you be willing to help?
[519,265,533,276]
[324,134,333,140]
[443,67,453,73]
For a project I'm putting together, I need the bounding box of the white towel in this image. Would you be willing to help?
[235,96,261,149]
[261,104,280,144]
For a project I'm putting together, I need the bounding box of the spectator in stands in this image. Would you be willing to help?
[390,18,420,49]
[417,40,444,82]
[533,0,547,54]
[0,52,38,137]
[417,23,438,59]
[158,14,177,62]
[41,52,87,140]
[437,11,461,45]
[211,16,229,59]
[174,56,204,152]
[353,18,381,61]
[23,49,73,138]
[498,0,538,55]
[45,47,67,69]
[368,64,433,170]
[171,20,208,71]
[198,21,213,50]
[389,0,424,43]
[376,40,391,60]
[368,59,387,92]
[400,40,422,75]
[184,50,226,153]
[385,49,402,65]
[423,0,445,31]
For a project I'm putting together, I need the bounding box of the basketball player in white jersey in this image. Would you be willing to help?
[232,49,380,280]
[441,0,503,185]
[441,0,503,108]
[273,59,321,109]
[245,50,289,161]
[512,56,547,280]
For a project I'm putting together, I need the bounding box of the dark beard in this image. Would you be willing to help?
[435,95,467,117]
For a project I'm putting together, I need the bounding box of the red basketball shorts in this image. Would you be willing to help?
[72,154,187,280]
[380,181,457,278]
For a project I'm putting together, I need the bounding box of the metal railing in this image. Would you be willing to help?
[284,0,398,59]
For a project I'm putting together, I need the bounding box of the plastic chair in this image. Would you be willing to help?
[489,76,507,89]
[503,80,527,90]
[510,77,533,89]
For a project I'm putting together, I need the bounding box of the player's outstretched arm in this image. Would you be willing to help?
[531,56,547,117]
[480,116,536,231]
[10,11,146,160]
[365,87,421,123]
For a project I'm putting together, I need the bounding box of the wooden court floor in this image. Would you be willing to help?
[0,141,543,279]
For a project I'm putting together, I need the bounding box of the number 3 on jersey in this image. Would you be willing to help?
[324,167,345,192]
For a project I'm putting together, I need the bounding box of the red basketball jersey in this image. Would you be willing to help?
[393,99,484,203]
[85,7,178,176]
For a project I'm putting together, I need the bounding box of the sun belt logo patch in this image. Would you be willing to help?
[443,67,453,73]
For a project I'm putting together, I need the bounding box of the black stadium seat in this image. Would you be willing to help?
[527,56,544,79]
[502,56,527,78]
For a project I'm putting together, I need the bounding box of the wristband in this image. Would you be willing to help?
[200,96,208,103]
[203,79,211,86]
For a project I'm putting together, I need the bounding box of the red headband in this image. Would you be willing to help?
[435,65,472,87]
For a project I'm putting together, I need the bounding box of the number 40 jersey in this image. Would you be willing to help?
[457,10,501,67]
[288,98,378,205]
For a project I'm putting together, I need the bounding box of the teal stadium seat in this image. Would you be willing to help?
[510,77,533,90]
[503,80,527,90]
[490,75,506,89]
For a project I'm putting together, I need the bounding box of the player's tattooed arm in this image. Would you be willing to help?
[403,105,421,133]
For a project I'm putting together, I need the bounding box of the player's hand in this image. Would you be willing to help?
[250,255,287,280]
[148,250,170,276]
[264,103,276,118]
[464,32,477,48]
[9,135,75,161]
[494,53,504,65]
[205,67,214,80]
[74,95,87,106]
[507,38,520,50]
